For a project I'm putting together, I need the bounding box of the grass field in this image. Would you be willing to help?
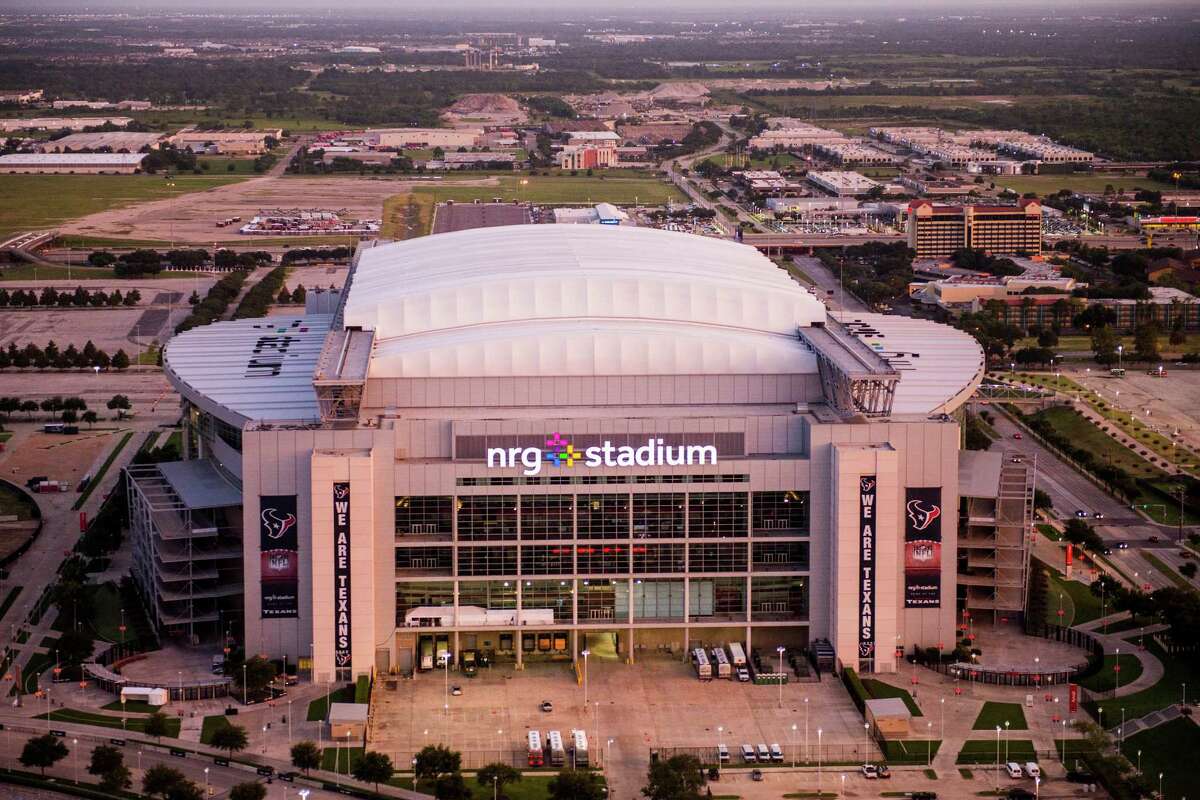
[955,739,1037,765]
[0,481,38,520]
[0,586,22,620]
[1031,406,1164,481]
[381,192,436,239]
[861,679,923,716]
[1090,639,1198,721]
[306,684,356,721]
[0,174,246,239]
[972,702,1028,731]
[1120,718,1200,800]
[1077,653,1144,693]
[200,714,234,745]
[881,739,941,765]
[101,699,161,714]
[36,708,181,737]
[87,582,125,643]
[321,745,364,772]
[411,174,685,206]
[994,174,1175,196]
[1043,567,1103,627]
[749,94,1034,112]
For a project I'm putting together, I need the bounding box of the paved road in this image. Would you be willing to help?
[790,255,869,313]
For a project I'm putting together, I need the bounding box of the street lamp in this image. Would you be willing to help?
[863,722,870,767]
[817,729,823,796]
[581,649,591,710]
[940,697,945,739]
[927,721,933,766]
[204,767,209,797]
[288,699,293,745]
[73,739,78,784]
[777,646,786,708]
[1004,720,1010,763]
[243,663,248,706]
[995,726,1002,793]
[804,696,810,763]
[791,723,797,768]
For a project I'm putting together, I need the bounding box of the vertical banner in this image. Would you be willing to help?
[1068,683,1079,712]
[333,482,352,670]
[858,476,877,663]
[260,495,298,618]
[904,487,944,608]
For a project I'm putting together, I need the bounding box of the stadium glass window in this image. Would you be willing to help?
[576,494,629,539]
[520,579,574,623]
[521,544,574,575]
[631,579,685,622]
[750,576,809,621]
[751,491,809,534]
[688,492,748,538]
[576,543,629,574]
[457,495,517,541]
[457,546,517,577]
[395,496,453,536]
[688,542,748,572]
[458,580,517,610]
[632,493,685,539]
[631,543,685,574]
[395,581,453,626]
[519,495,574,540]
[395,547,452,574]
[578,579,619,622]
[688,577,747,621]
[752,541,809,571]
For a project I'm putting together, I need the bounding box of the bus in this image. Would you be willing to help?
[547,731,566,766]
[573,730,589,767]
[711,646,731,679]
[693,647,712,681]
[527,731,544,767]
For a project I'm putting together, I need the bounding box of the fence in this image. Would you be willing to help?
[376,749,602,771]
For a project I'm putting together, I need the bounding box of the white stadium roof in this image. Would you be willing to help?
[164,315,332,423]
[343,225,827,378]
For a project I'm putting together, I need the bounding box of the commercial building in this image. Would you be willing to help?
[907,201,1042,259]
[0,152,147,174]
[558,144,617,170]
[427,152,516,170]
[170,129,281,155]
[37,131,165,153]
[552,203,629,225]
[0,89,43,104]
[807,171,880,197]
[136,225,1003,683]
[0,117,133,132]
[371,128,482,150]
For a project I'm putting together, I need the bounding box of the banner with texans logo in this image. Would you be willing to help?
[260,495,299,618]
[333,482,352,670]
[858,476,877,662]
[904,487,943,608]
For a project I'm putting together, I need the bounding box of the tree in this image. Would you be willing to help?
[353,750,396,792]
[56,628,94,664]
[478,763,522,799]
[415,744,462,782]
[144,711,172,741]
[1037,329,1059,348]
[1133,321,1160,362]
[229,783,268,800]
[165,779,205,800]
[107,394,132,419]
[277,286,292,304]
[642,754,706,800]
[111,349,131,370]
[20,733,68,776]
[434,772,472,800]
[82,410,98,427]
[290,740,322,774]
[61,409,78,424]
[1091,325,1119,365]
[237,655,277,700]
[548,768,606,800]
[20,400,38,418]
[1181,561,1198,580]
[143,765,187,799]
[210,722,249,757]
[89,744,132,792]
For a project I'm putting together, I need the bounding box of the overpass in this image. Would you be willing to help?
[0,230,57,265]
[742,231,907,253]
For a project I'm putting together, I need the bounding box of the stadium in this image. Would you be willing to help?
[129,224,1004,684]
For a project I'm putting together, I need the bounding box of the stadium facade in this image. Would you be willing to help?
[129,225,1008,683]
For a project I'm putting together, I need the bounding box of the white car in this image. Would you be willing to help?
[1006,762,1023,779]
[861,764,879,779]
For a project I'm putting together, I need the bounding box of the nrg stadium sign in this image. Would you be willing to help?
[487,433,718,477]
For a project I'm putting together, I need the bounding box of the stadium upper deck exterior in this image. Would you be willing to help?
[138,225,993,683]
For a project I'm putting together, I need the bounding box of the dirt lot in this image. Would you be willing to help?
[0,307,161,353]
[0,371,178,417]
[284,264,350,294]
[0,429,126,489]
[58,174,500,244]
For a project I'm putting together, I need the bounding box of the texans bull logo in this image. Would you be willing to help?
[334,484,349,500]
[262,507,297,540]
[906,499,941,532]
[860,477,876,493]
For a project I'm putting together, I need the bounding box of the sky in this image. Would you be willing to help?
[1,0,1193,13]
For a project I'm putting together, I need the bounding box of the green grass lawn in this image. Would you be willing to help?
[306,684,355,721]
[881,738,941,765]
[1044,567,1103,627]
[1031,406,1165,481]
[1120,717,1200,800]
[412,174,685,206]
[36,708,181,737]
[200,714,234,745]
[861,678,923,716]
[72,430,133,511]
[321,745,364,772]
[1036,523,1063,542]
[0,482,38,521]
[101,699,162,714]
[955,739,1037,765]
[1097,616,1157,635]
[86,582,125,643]
[995,174,1175,197]
[0,174,246,239]
[972,702,1028,731]
[196,157,266,175]
[18,651,53,694]
[1141,552,1195,590]
[1090,639,1198,721]
[0,586,22,619]
[1077,653,1144,693]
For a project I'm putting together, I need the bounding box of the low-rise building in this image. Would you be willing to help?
[559,143,616,170]
[37,131,165,153]
[807,171,880,197]
[553,202,629,225]
[0,152,147,174]
[0,116,133,132]
[371,127,482,150]
[0,89,43,104]
[427,152,516,170]
[170,129,281,155]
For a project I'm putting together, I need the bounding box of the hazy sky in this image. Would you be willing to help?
[1,0,1193,12]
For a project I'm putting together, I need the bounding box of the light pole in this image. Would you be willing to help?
[288,699,293,745]
[995,726,1001,793]
[777,646,786,708]
[1035,776,1040,800]
[1118,344,1123,373]
[1159,772,1163,799]
[927,721,933,767]
[73,739,78,783]
[412,759,418,791]
[1137,749,1142,775]
[262,725,268,754]
[443,654,450,717]
[1116,647,1121,695]
[791,723,797,768]
[204,767,209,797]
[940,697,945,740]
[1004,720,1010,763]
[804,696,810,763]
[817,728,823,796]
[243,663,248,706]
[862,722,870,766]
[582,649,590,711]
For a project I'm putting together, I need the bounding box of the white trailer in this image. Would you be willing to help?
[693,647,712,681]
[727,641,747,667]
[711,646,731,679]
[573,729,589,767]
[404,605,556,627]
[548,730,566,766]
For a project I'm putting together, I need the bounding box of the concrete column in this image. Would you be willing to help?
[516,628,523,669]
